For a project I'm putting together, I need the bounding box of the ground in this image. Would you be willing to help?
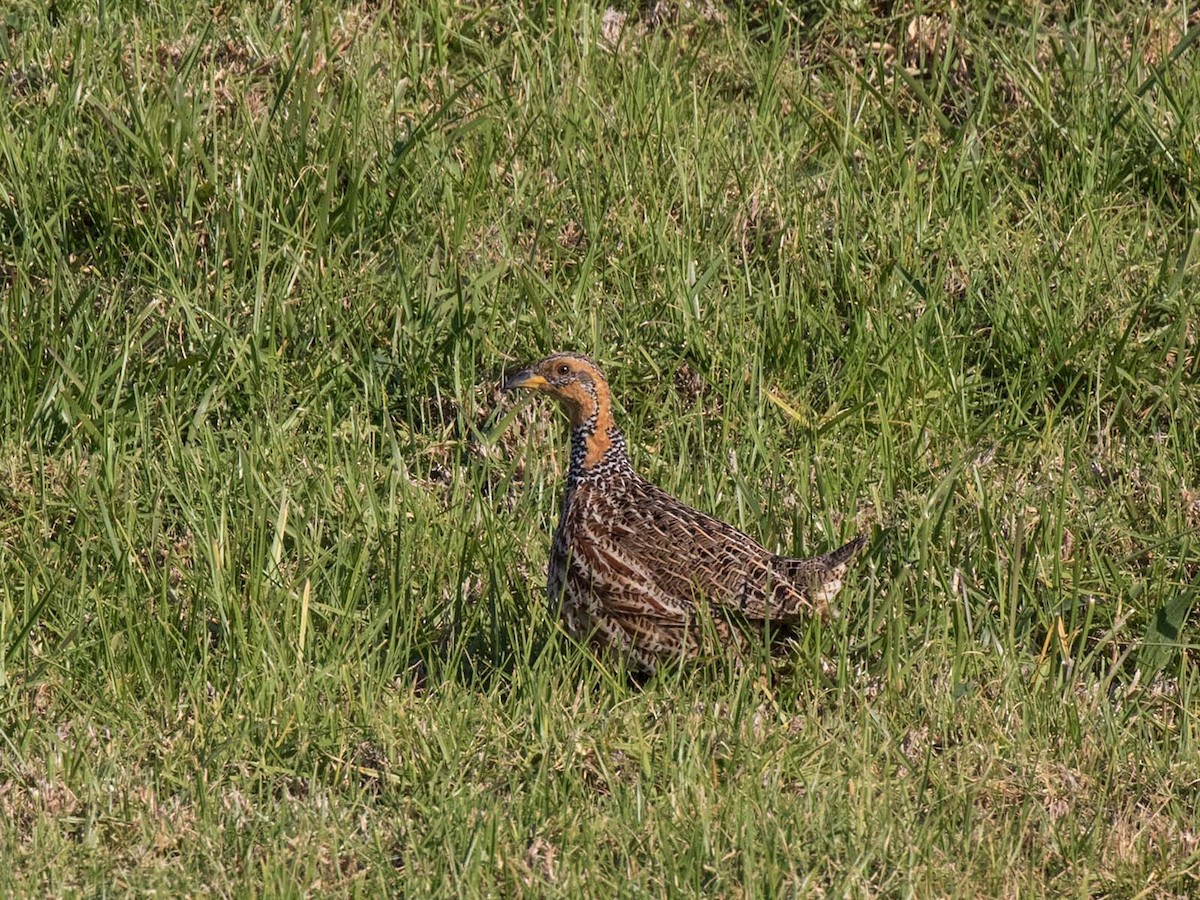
[1,0,1199,895]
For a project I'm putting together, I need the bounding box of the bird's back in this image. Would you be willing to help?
[551,470,863,668]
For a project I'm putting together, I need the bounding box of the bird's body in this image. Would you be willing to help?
[505,353,866,672]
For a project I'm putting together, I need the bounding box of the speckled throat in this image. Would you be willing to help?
[568,421,634,483]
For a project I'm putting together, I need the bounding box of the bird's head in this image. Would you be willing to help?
[503,353,612,430]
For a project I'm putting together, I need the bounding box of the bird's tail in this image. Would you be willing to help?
[820,534,868,572]
[775,534,869,610]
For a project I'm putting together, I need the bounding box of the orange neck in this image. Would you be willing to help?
[563,378,627,474]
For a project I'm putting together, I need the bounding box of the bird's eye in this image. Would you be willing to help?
[557,364,571,376]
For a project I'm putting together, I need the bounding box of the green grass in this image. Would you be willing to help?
[2,0,1199,894]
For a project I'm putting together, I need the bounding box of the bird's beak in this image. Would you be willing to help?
[503,369,549,392]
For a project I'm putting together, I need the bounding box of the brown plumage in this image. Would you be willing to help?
[504,352,867,672]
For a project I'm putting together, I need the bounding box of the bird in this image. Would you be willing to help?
[503,352,867,672]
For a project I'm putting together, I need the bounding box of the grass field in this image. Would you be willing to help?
[2,0,1199,894]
